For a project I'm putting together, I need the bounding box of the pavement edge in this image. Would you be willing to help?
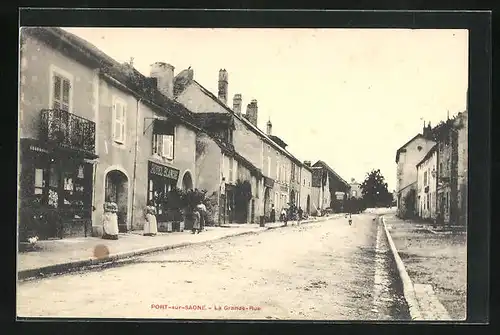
[380,215,423,320]
[18,216,334,281]
[17,229,260,281]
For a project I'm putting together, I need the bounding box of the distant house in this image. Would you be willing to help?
[312,160,350,213]
[348,178,362,199]
[416,144,438,221]
[431,111,468,226]
[395,127,436,218]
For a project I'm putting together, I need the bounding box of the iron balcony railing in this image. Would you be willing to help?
[40,109,96,154]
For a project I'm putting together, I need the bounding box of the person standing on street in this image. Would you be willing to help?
[298,207,303,225]
[192,209,201,234]
[196,202,207,232]
[282,207,288,226]
[270,204,276,223]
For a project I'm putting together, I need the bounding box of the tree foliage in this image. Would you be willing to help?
[360,169,393,208]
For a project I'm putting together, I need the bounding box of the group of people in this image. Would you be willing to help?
[269,203,304,226]
[136,200,208,236]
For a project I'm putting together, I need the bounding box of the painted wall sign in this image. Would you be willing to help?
[148,161,180,181]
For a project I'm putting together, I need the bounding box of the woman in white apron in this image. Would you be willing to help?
[144,200,158,236]
[102,201,119,240]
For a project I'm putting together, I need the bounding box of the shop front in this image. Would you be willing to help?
[19,139,96,241]
[147,160,181,225]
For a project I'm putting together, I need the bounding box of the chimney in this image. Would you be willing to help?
[218,69,228,105]
[246,99,258,126]
[150,62,175,98]
[233,94,242,115]
[303,161,311,167]
[266,119,272,135]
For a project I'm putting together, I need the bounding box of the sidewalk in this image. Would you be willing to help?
[383,214,466,320]
[17,226,261,280]
[17,215,336,280]
[219,214,341,229]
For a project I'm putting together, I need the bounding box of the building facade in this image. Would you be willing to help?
[174,67,306,223]
[174,69,264,224]
[312,160,350,213]
[455,110,468,226]
[395,131,436,218]
[416,145,438,221]
[299,161,313,215]
[18,28,210,240]
[348,178,362,199]
[19,27,100,240]
[311,166,330,215]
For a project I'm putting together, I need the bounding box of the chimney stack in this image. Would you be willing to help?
[303,161,311,167]
[150,62,175,98]
[218,69,228,105]
[246,99,258,126]
[266,119,272,135]
[233,94,242,115]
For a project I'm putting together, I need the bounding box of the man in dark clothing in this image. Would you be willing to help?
[298,207,303,224]
[270,204,276,223]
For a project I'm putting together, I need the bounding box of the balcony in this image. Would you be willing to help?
[40,109,96,155]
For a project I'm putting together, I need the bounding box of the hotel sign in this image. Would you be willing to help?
[149,161,180,181]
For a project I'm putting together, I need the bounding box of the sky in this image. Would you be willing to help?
[63,28,469,191]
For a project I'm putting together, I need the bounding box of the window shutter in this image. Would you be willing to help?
[167,135,174,159]
[112,103,117,139]
[53,76,61,107]
[161,135,167,157]
[121,104,126,143]
[62,79,70,111]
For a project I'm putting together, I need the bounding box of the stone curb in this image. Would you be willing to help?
[17,229,261,281]
[381,215,423,321]
[18,216,336,281]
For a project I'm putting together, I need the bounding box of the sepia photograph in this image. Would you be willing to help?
[17,25,469,321]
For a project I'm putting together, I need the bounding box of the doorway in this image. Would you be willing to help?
[306,195,311,214]
[264,187,271,218]
[181,171,193,191]
[105,170,129,233]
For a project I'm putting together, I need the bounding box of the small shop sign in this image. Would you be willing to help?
[149,161,180,182]
[263,176,274,188]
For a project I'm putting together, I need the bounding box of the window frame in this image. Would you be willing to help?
[49,65,74,113]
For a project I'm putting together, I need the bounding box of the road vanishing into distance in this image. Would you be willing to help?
[17,213,410,321]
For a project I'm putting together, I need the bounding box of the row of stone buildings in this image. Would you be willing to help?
[395,107,468,226]
[18,27,350,240]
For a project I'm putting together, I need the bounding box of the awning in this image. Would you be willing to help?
[19,138,99,160]
[153,119,175,135]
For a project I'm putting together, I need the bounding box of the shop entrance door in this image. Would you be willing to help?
[105,170,129,233]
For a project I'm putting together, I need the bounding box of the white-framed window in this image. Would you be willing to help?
[50,65,73,112]
[112,97,127,144]
[153,134,174,159]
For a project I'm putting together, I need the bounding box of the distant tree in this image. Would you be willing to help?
[360,169,393,208]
